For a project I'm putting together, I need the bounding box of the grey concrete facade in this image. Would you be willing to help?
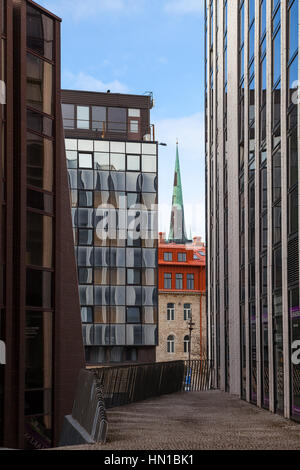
[205,0,300,421]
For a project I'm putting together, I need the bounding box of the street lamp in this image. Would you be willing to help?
[187,316,195,391]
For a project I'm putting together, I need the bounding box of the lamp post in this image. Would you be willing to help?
[187,317,195,391]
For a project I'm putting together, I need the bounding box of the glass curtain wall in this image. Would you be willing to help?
[25,4,55,448]
[66,139,158,363]
[259,0,269,409]
[287,0,299,422]
[224,0,230,392]
[271,0,284,414]
[0,0,6,446]
[248,0,257,404]
[239,0,246,399]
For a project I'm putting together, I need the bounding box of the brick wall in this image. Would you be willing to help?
[156,292,206,362]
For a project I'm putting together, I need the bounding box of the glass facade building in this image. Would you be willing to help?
[205,0,300,420]
[0,0,84,450]
[62,90,158,365]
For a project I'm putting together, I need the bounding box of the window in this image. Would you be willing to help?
[164,273,172,289]
[167,303,175,321]
[129,120,139,133]
[167,335,175,353]
[92,106,106,131]
[126,307,141,323]
[128,109,140,117]
[77,106,89,129]
[184,304,191,321]
[27,5,54,60]
[79,153,92,169]
[178,252,186,262]
[127,269,141,285]
[187,274,194,290]
[127,155,140,171]
[62,104,74,129]
[176,274,183,290]
[184,335,190,353]
[164,252,172,262]
[108,107,127,133]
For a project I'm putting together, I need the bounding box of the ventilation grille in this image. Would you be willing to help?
[288,237,299,285]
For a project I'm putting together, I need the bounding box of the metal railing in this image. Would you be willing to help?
[92,360,213,409]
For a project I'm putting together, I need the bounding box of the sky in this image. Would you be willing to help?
[38,0,206,239]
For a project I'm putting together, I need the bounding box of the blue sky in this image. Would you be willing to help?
[39,0,206,239]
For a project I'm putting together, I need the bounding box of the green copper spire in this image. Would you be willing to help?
[168,141,190,244]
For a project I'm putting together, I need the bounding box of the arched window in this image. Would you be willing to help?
[184,335,190,353]
[167,303,175,321]
[167,335,175,353]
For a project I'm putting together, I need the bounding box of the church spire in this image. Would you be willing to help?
[168,141,190,244]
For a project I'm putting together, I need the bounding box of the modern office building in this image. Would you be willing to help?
[62,90,158,365]
[157,232,206,362]
[205,0,299,420]
[0,0,84,449]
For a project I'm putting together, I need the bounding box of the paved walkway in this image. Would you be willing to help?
[63,390,300,450]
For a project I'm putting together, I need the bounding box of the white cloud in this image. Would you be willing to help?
[154,112,206,239]
[62,71,130,94]
[39,0,142,21]
[164,0,204,15]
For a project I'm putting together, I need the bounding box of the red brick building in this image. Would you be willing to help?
[157,234,206,362]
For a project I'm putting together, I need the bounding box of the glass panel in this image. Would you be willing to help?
[77,247,93,266]
[92,106,106,131]
[79,285,94,306]
[78,140,93,151]
[126,173,142,192]
[126,325,142,345]
[107,107,126,133]
[126,142,141,154]
[128,109,140,117]
[142,174,157,192]
[65,139,77,151]
[78,191,93,207]
[110,307,126,324]
[27,133,53,191]
[27,190,53,213]
[78,170,93,190]
[94,141,109,152]
[142,155,156,173]
[110,141,125,153]
[79,153,92,169]
[27,109,53,137]
[142,143,156,155]
[27,5,54,60]
[110,172,125,191]
[81,307,93,323]
[94,153,109,170]
[94,307,109,324]
[66,151,77,169]
[110,153,125,171]
[126,287,142,306]
[143,286,157,306]
[25,311,52,389]
[78,268,93,284]
[62,104,75,129]
[27,212,53,268]
[126,307,141,323]
[27,53,53,115]
[77,106,89,129]
[127,154,140,171]
[142,268,156,286]
[26,269,52,308]
[111,326,126,345]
